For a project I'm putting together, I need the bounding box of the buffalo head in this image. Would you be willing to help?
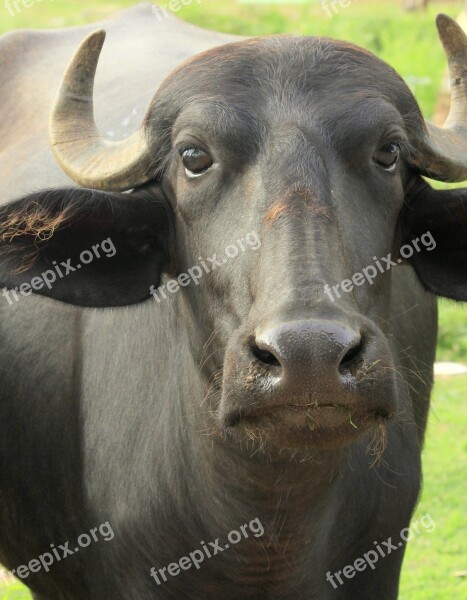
[1,15,466,455]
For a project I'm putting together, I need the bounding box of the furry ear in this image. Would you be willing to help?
[0,185,173,307]
[400,178,467,301]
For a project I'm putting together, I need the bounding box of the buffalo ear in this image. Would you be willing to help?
[0,185,173,307]
[400,179,467,301]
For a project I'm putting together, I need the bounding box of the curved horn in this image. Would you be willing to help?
[409,14,467,182]
[49,30,154,191]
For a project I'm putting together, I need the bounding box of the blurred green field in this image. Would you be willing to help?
[0,1,465,598]
[400,375,467,599]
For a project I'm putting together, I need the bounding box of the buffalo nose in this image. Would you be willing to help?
[250,321,365,386]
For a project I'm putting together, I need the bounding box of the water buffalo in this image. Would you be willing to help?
[0,4,465,599]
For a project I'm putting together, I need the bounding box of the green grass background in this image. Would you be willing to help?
[0,0,465,598]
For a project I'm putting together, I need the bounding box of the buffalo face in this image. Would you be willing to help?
[141,32,462,451]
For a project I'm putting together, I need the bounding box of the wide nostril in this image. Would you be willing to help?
[250,339,281,367]
[250,324,366,377]
[339,337,365,375]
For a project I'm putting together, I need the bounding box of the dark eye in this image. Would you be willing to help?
[181,148,213,178]
[374,142,401,171]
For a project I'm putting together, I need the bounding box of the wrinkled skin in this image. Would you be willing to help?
[0,5,466,600]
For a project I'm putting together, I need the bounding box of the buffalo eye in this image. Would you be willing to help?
[181,148,213,178]
[374,142,401,171]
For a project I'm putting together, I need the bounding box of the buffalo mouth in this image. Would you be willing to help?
[218,317,398,450]
[223,402,393,450]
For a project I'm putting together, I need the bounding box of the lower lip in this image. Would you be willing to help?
[233,404,386,449]
[244,404,353,424]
